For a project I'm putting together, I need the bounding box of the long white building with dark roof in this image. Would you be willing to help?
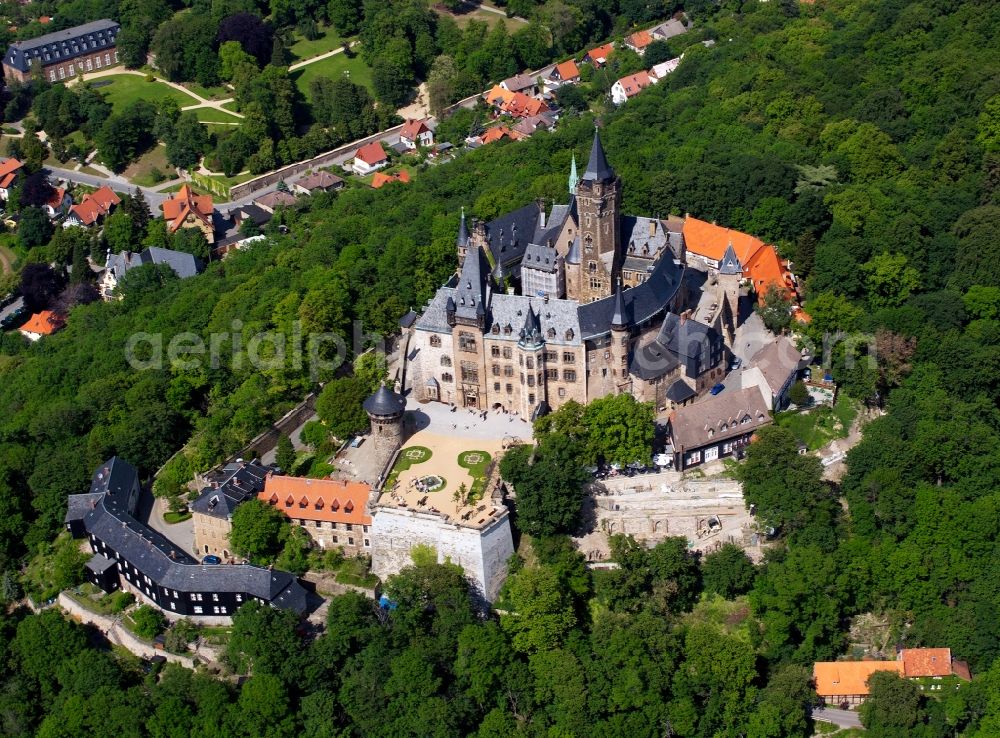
[407,130,734,417]
[3,19,120,84]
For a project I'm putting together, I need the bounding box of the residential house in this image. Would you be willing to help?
[3,19,120,84]
[624,29,654,55]
[253,190,296,214]
[399,118,434,149]
[668,386,771,470]
[100,246,202,299]
[371,170,410,189]
[19,309,65,341]
[814,648,971,706]
[472,126,518,146]
[502,92,550,119]
[484,84,515,110]
[42,186,71,218]
[66,457,307,618]
[161,184,215,243]
[546,59,580,88]
[293,171,344,195]
[351,141,389,175]
[682,216,797,303]
[611,70,656,105]
[64,185,120,227]
[513,113,557,138]
[585,42,616,66]
[259,476,372,554]
[229,203,271,231]
[739,337,800,411]
[500,73,537,96]
[191,459,271,559]
[651,56,683,79]
[0,158,23,201]
[650,18,688,41]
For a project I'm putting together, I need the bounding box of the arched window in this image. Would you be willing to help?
[430,335,441,347]
[440,356,452,367]
[441,372,453,383]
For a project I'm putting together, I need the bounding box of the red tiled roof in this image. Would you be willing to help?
[19,310,64,336]
[0,158,23,178]
[502,92,549,118]
[90,185,121,211]
[261,476,372,526]
[371,170,410,189]
[161,184,212,233]
[813,661,905,698]
[354,141,388,166]
[587,43,615,64]
[480,126,513,145]
[45,187,66,210]
[616,70,654,98]
[900,648,952,678]
[626,30,653,49]
[400,118,430,139]
[554,59,580,81]
[69,199,103,226]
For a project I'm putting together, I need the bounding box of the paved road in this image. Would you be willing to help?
[811,707,863,730]
[43,165,171,209]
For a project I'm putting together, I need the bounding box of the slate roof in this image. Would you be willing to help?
[106,247,201,283]
[655,313,723,377]
[65,492,104,525]
[622,216,674,260]
[364,384,405,416]
[521,242,560,274]
[746,337,799,397]
[651,18,688,40]
[665,379,697,403]
[190,459,271,520]
[719,243,742,275]
[577,247,684,340]
[4,19,119,73]
[86,553,117,574]
[487,294,581,346]
[72,457,307,613]
[482,201,543,268]
[501,73,535,92]
[582,129,615,182]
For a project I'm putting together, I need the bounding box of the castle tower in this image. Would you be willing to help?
[456,207,470,268]
[575,129,621,303]
[609,280,630,391]
[717,242,742,344]
[364,384,406,461]
[517,304,546,417]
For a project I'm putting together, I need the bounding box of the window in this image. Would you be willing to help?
[506,384,513,393]
[440,356,452,367]
[315,520,322,527]
[236,594,242,602]
[526,358,534,369]
[544,351,558,363]
[364,539,370,547]
[502,347,512,359]
[528,394,535,404]
[104,53,111,65]
[348,537,354,545]
[491,345,501,357]
[686,450,702,464]
[430,335,441,347]
[333,536,338,543]
[590,278,602,291]
[492,364,501,376]
[212,593,219,601]
[95,56,101,68]
[459,331,477,352]
[441,372,453,382]
[588,261,597,273]
[546,368,558,380]
[527,375,535,387]
[170,602,177,611]
[68,65,75,76]
[86,59,92,71]
[558,388,567,398]
[460,362,478,382]
[193,606,203,614]
[504,366,514,377]
[494,382,501,391]
[563,370,577,382]
[363,525,369,533]
[346,523,353,531]
[563,352,575,363]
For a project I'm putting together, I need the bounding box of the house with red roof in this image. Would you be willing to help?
[0,158,23,201]
[352,141,389,175]
[160,184,215,243]
[585,42,616,66]
[502,92,550,119]
[625,29,654,54]
[64,185,120,227]
[399,118,433,150]
[546,58,580,89]
[371,170,410,189]
[19,310,65,341]
[42,186,71,218]
[260,476,372,554]
[611,70,656,105]
[483,84,516,109]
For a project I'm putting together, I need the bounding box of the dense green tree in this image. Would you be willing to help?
[701,542,756,599]
[499,435,588,537]
[229,498,286,562]
[315,376,370,440]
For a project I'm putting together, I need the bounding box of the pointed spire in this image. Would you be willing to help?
[611,279,628,330]
[456,207,469,248]
[568,153,579,194]
[582,127,614,182]
[719,241,743,276]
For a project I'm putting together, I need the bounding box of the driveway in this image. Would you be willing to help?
[138,491,197,556]
[811,707,863,730]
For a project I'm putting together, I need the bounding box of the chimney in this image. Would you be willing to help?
[544,294,549,304]
[649,219,657,236]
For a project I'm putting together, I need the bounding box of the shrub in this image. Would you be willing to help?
[164,618,198,653]
[131,604,167,640]
[108,590,135,614]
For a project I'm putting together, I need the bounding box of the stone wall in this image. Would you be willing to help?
[370,506,514,601]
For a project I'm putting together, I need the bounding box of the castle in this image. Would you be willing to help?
[408,130,734,417]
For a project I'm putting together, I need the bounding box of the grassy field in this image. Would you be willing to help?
[94,74,199,114]
[182,82,229,100]
[776,395,858,451]
[292,52,373,99]
[458,450,492,501]
[435,4,527,31]
[221,100,240,113]
[290,24,345,61]
[122,145,172,187]
[192,107,242,124]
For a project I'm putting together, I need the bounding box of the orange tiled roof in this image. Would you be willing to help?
[813,661,904,698]
[0,158,23,179]
[354,141,388,166]
[400,118,429,139]
[480,126,513,145]
[617,70,654,98]
[161,184,212,233]
[900,648,952,678]
[484,84,515,106]
[90,185,121,211]
[261,476,372,526]
[45,187,66,209]
[371,170,410,188]
[587,43,615,64]
[555,59,579,81]
[20,310,64,336]
[683,215,766,263]
[744,242,796,304]
[626,30,653,49]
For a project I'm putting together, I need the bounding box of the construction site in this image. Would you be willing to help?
[573,470,765,562]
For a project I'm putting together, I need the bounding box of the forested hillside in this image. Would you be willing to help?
[2,0,1000,735]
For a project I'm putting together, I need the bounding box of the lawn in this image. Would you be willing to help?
[94,74,199,114]
[182,82,230,100]
[164,511,192,524]
[384,445,432,488]
[292,51,373,99]
[458,450,492,501]
[775,395,858,451]
[290,24,345,62]
[434,4,527,32]
[192,106,242,124]
[122,145,172,188]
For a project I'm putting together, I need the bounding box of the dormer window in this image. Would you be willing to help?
[331,499,340,511]
[269,494,278,504]
[315,498,324,510]
[285,495,294,506]
[299,496,308,508]
[345,501,354,513]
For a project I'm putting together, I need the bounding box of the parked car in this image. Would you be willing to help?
[202,555,222,565]
[710,383,725,395]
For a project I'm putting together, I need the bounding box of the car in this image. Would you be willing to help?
[349,436,364,448]
[202,555,222,565]
[710,383,725,395]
